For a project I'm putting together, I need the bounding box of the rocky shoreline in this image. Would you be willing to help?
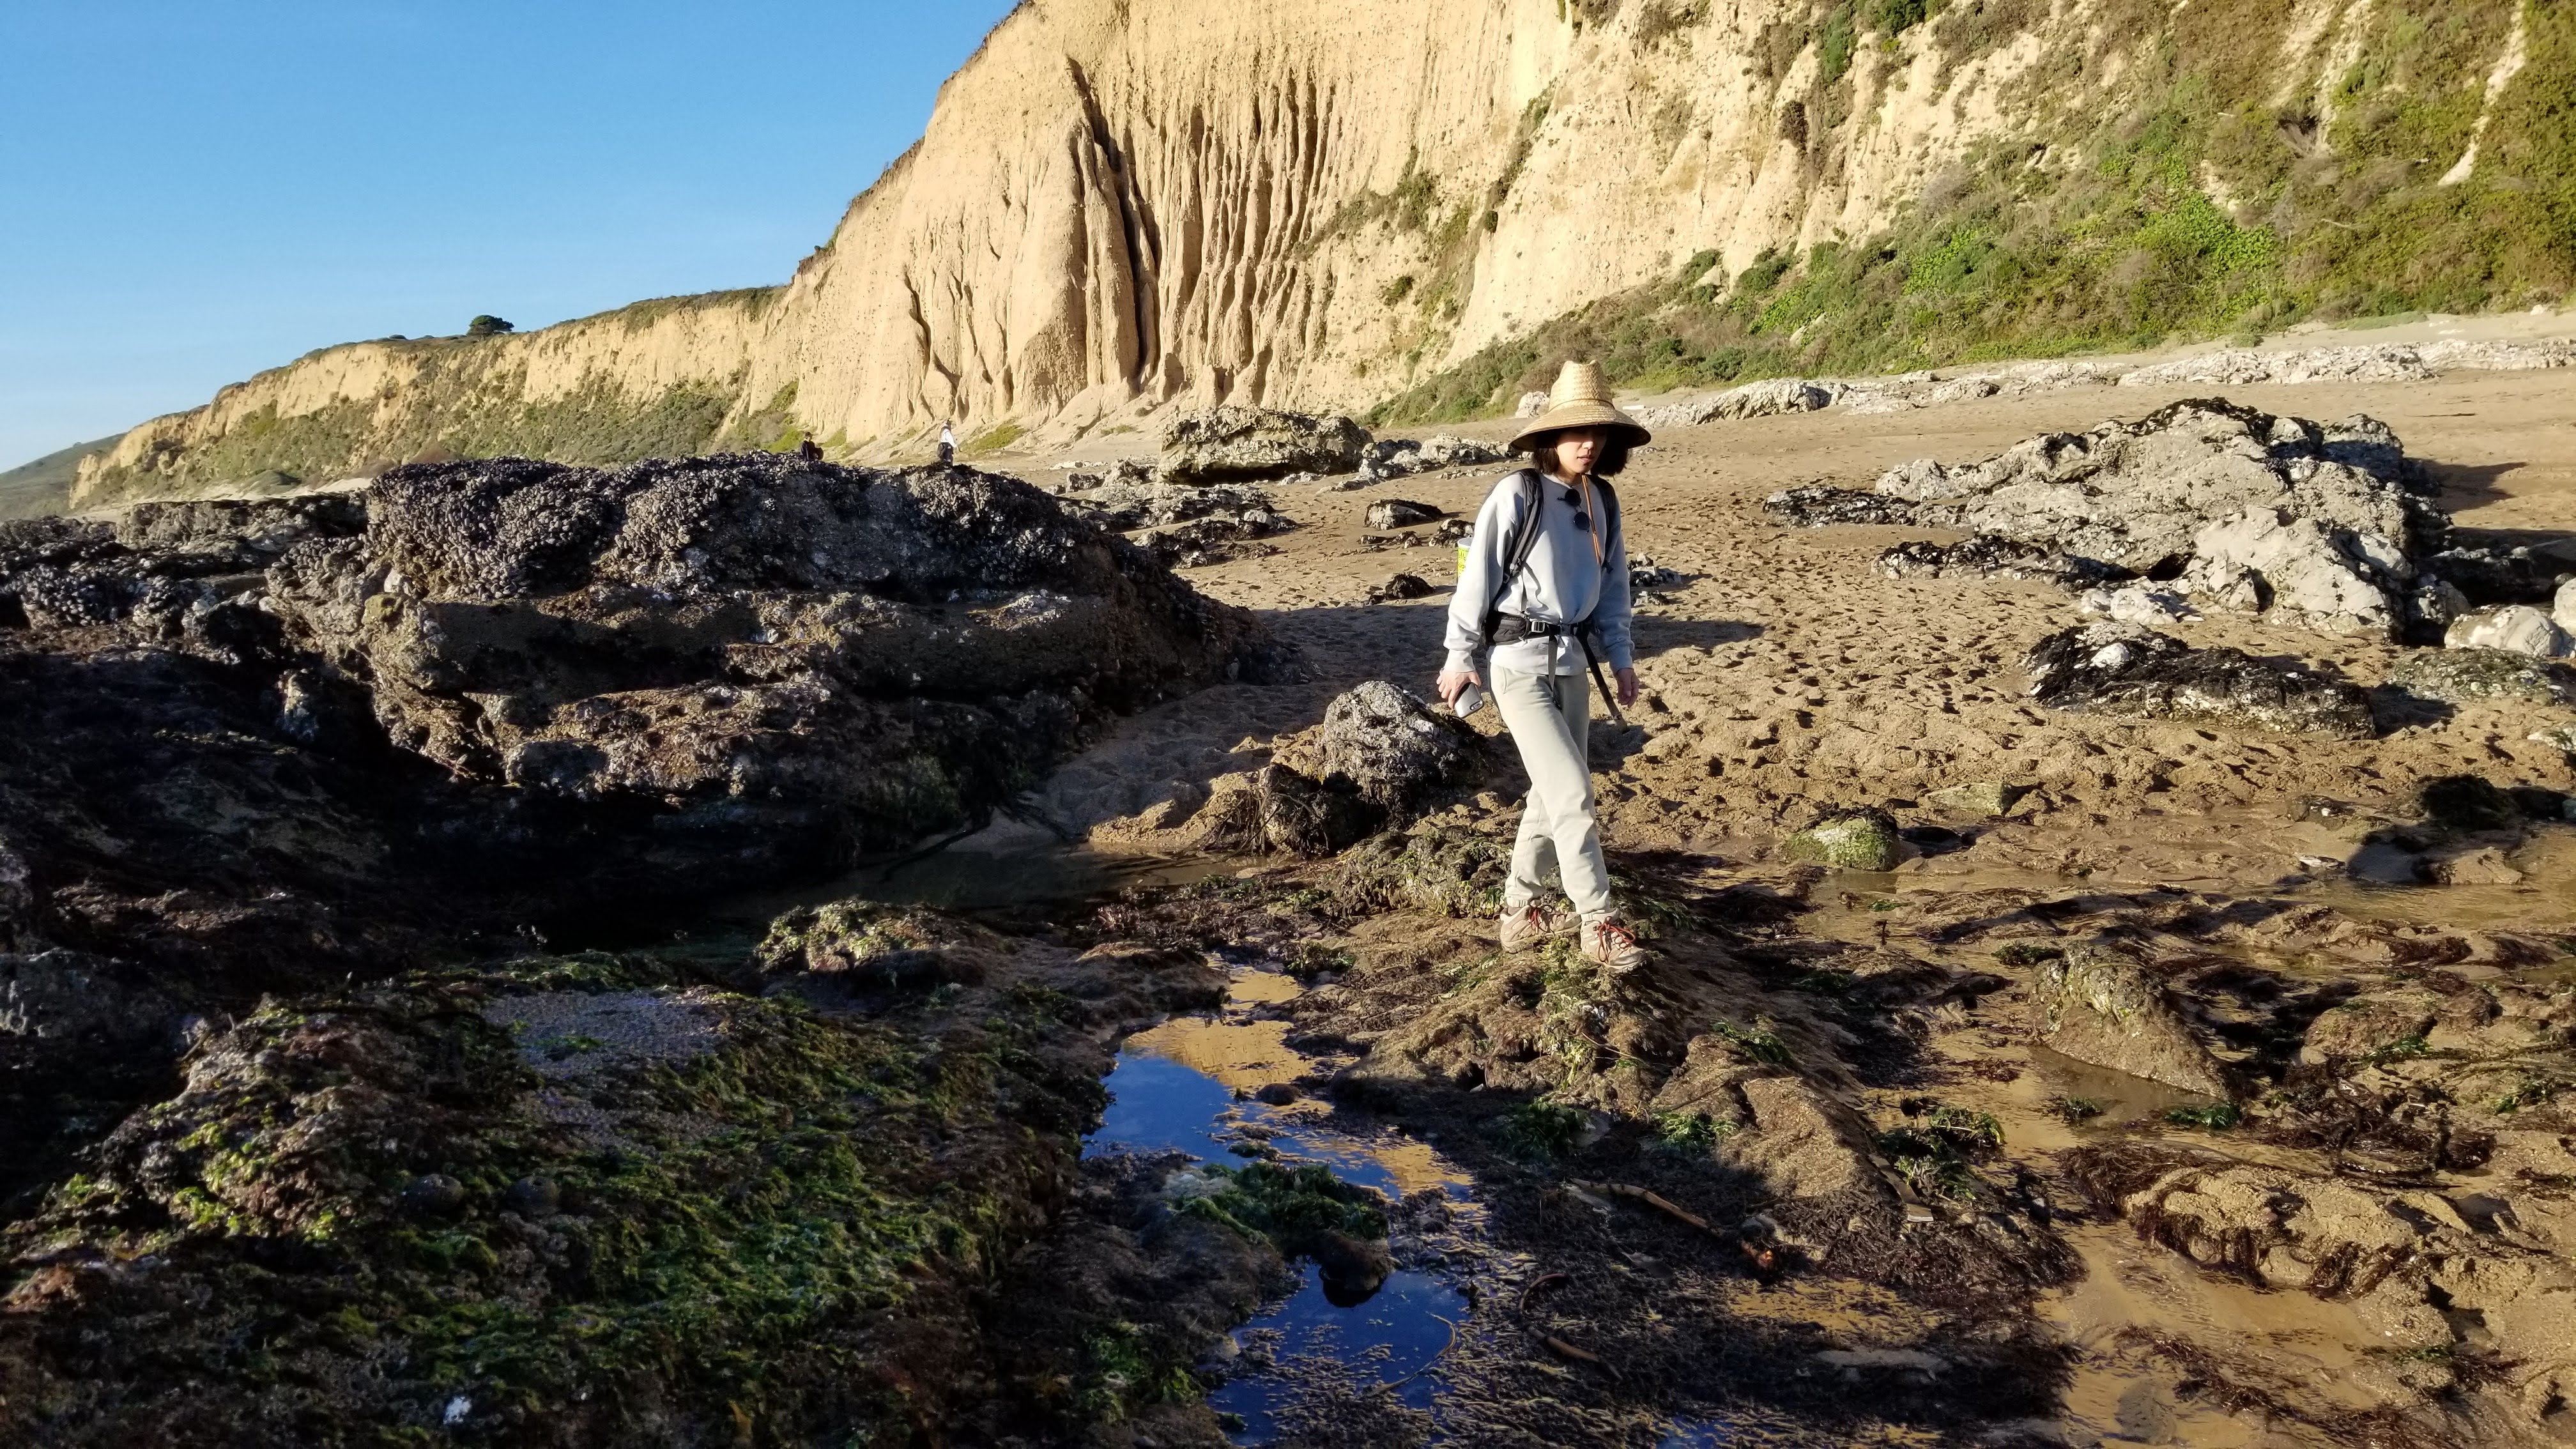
[4,383,2575,1446]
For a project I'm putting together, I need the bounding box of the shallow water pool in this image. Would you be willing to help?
[1083,963,1475,1444]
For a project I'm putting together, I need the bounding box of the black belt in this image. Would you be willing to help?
[1487,615,1626,726]
[1491,613,1579,645]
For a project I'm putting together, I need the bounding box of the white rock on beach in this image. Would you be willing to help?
[2446,604,2573,659]
[2184,507,2400,638]
[1636,340,2576,434]
[1359,434,1510,482]
[1873,399,2431,573]
[1639,378,1842,428]
[2079,584,2202,626]
[2116,344,2436,388]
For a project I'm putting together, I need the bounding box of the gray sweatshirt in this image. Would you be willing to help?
[1444,469,1634,678]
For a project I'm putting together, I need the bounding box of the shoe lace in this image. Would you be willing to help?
[1593,921,1637,951]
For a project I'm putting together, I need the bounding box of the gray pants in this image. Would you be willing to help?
[1491,660,1612,920]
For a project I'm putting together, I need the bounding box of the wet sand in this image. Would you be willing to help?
[987,348,2576,1445]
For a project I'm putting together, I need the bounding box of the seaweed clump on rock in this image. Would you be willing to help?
[2023,622,2376,739]
[0,923,1223,1446]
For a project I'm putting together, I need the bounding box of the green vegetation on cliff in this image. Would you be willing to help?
[1377,0,2573,422]
[0,434,119,519]
[177,373,748,491]
[80,288,785,503]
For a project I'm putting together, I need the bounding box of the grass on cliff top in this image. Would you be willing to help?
[155,372,749,492]
[83,287,789,498]
[1374,0,2575,422]
[0,434,119,520]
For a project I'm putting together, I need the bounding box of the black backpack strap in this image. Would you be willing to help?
[1480,468,1545,647]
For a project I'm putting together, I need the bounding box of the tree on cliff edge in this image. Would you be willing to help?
[466,314,514,338]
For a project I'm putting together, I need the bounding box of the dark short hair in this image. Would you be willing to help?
[1518,429,1632,477]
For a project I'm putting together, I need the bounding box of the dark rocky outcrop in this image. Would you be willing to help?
[2023,622,2376,739]
[1875,537,2127,590]
[1762,485,1917,528]
[0,454,1275,1211]
[277,454,1276,862]
[1055,471,1292,567]
[1257,681,1483,856]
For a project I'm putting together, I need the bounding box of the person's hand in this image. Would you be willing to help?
[1436,668,1482,707]
[1614,667,1640,709]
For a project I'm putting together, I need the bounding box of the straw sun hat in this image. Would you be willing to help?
[1509,360,1652,453]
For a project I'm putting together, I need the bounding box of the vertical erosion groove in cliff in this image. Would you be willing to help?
[70,0,2576,506]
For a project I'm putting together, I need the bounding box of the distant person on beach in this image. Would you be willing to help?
[1437,360,1648,974]
[939,420,957,465]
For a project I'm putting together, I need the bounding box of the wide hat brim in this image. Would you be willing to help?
[1510,400,1652,452]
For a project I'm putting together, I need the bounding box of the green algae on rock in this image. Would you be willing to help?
[2035,943,2237,1100]
[1779,807,1903,871]
[0,926,1219,1446]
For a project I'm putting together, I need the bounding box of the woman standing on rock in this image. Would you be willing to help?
[1436,360,1648,973]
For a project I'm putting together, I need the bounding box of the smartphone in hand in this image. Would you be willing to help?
[1450,682,1485,718]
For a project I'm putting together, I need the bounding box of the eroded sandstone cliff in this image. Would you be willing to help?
[72,0,2570,507]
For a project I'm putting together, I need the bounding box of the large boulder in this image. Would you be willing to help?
[1259,682,1482,856]
[2179,507,2402,637]
[0,456,1276,974]
[2023,622,2376,739]
[1874,400,2444,639]
[2035,944,2236,1098]
[1160,406,1370,483]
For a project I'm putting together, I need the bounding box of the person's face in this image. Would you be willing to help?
[1554,428,1606,476]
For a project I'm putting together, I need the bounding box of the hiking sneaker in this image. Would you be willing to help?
[1581,919,1649,974]
[1498,903,1577,952]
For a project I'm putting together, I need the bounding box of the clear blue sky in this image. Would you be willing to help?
[0,1,1020,470]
